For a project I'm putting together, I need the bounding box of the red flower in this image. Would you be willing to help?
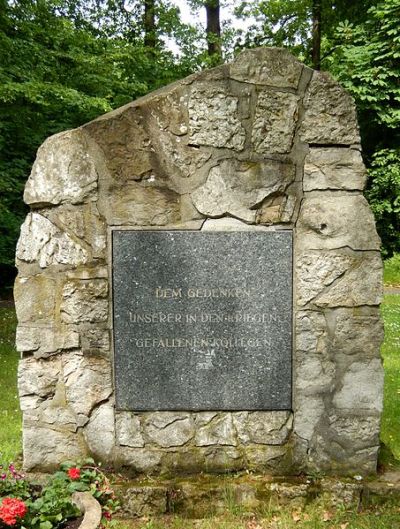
[67,467,81,480]
[0,498,27,526]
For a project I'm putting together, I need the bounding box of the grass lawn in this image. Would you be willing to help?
[383,253,400,286]
[0,307,21,464]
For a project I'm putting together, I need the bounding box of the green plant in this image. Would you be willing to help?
[0,459,119,529]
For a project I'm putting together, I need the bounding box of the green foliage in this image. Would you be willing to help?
[0,308,21,464]
[0,0,196,279]
[380,294,400,463]
[0,459,119,529]
[384,254,400,286]
[366,150,400,257]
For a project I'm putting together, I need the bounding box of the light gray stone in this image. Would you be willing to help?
[14,275,56,324]
[300,71,360,144]
[304,148,366,191]
[330,309,384,357]
[116,413,145,448]
[297,195,381,250]
[18,357,61,399]
[329,415,380,449]
[296,251,354,306]
[115,448,162,473]
[195,414,237,446]
[22,425,87,471]
[61,279,108,323]
[234,411,292,445]
[252,91,299,154]
[16,213,88,268]
[294,395,325,441]
[191,158,295,221]
[245,446,288,470]
[201,218,270,231]
[188,85,246,151]
[24,129,98,206]
[230,47,304,88]
[16,326,80,356]
[333,359,384,413]
[63,352,112,421]
[314,253,383,307]
[144,413,194,448]
[295,311,327,353]
[84,403,115,459]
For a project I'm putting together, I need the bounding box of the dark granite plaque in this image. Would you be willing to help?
[112,230,292,411]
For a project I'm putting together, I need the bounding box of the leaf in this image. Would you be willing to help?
[322,511,333,522]
[291,511,302,522]
[39,522,53,529]
[340,523,349,529]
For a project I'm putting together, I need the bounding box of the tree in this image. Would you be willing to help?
[205,0,222,60]
[312,0,322,70]
[0,0,195,289]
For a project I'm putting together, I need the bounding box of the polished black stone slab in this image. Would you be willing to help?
[112,230,292,411]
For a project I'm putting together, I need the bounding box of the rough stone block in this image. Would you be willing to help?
[63,352,112,422]
[195,414,237,447]
[22,425,87,471]
[188,85,246,150]
[144,413,194,448]
[61,279,108,323]
[297,195,381,250]
[300,71,360,144]
[14,275,56,324]
[233,411,292,445]
[333,359,384,413]
[230,48,304,88]
[84,403,115,459]
[252,90,299,154]
[16,213,88,268]
[18,357,61,399]
[191,158,295,222]
[16,326,80,356]
[24,129,98,206]
[304,148,366,191]
[116,412,145,448]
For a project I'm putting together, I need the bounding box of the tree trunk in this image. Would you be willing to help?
[205,0,221,60]
[312,0,322,70]
[144,0,156,48]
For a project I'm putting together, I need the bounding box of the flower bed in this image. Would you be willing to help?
[0,459,118,529]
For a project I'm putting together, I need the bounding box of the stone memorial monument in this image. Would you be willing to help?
[15,48,384,475]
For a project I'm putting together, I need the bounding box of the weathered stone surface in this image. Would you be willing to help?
[252,91,299,154]
[81,328,110,355]
[144,413,194,448]
[300,72,360,144]
[294,395,325,441]
[201,218,269,231]
[45,203,106,259]
[195,414,237,447]
[315,253,383,307]
[114,448,162,473]
[61,279,108,324]
[191,159,295,221]
[203,446,242,470]
[188,84,246,151]
[116,413,145,448]
[104,182,181,226]
[16,213,88,268]
[233,411,292,445]
[296,251,354,306]
[330,308,384,357]
[23,425,87,471]
[14,275,56,324]
[18,357,61,400]
[333,359,384,413]
[304,148,366,191]
[230,47,304,88]
[297,195,381,250]
[296,311,327,354]
[24,129,98,206]
[63,352,112,422]
[84,403,115,459]
[71,492,103,529]
[16,326,80,356]
[328,414,381,449]
[245,446,289,470]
